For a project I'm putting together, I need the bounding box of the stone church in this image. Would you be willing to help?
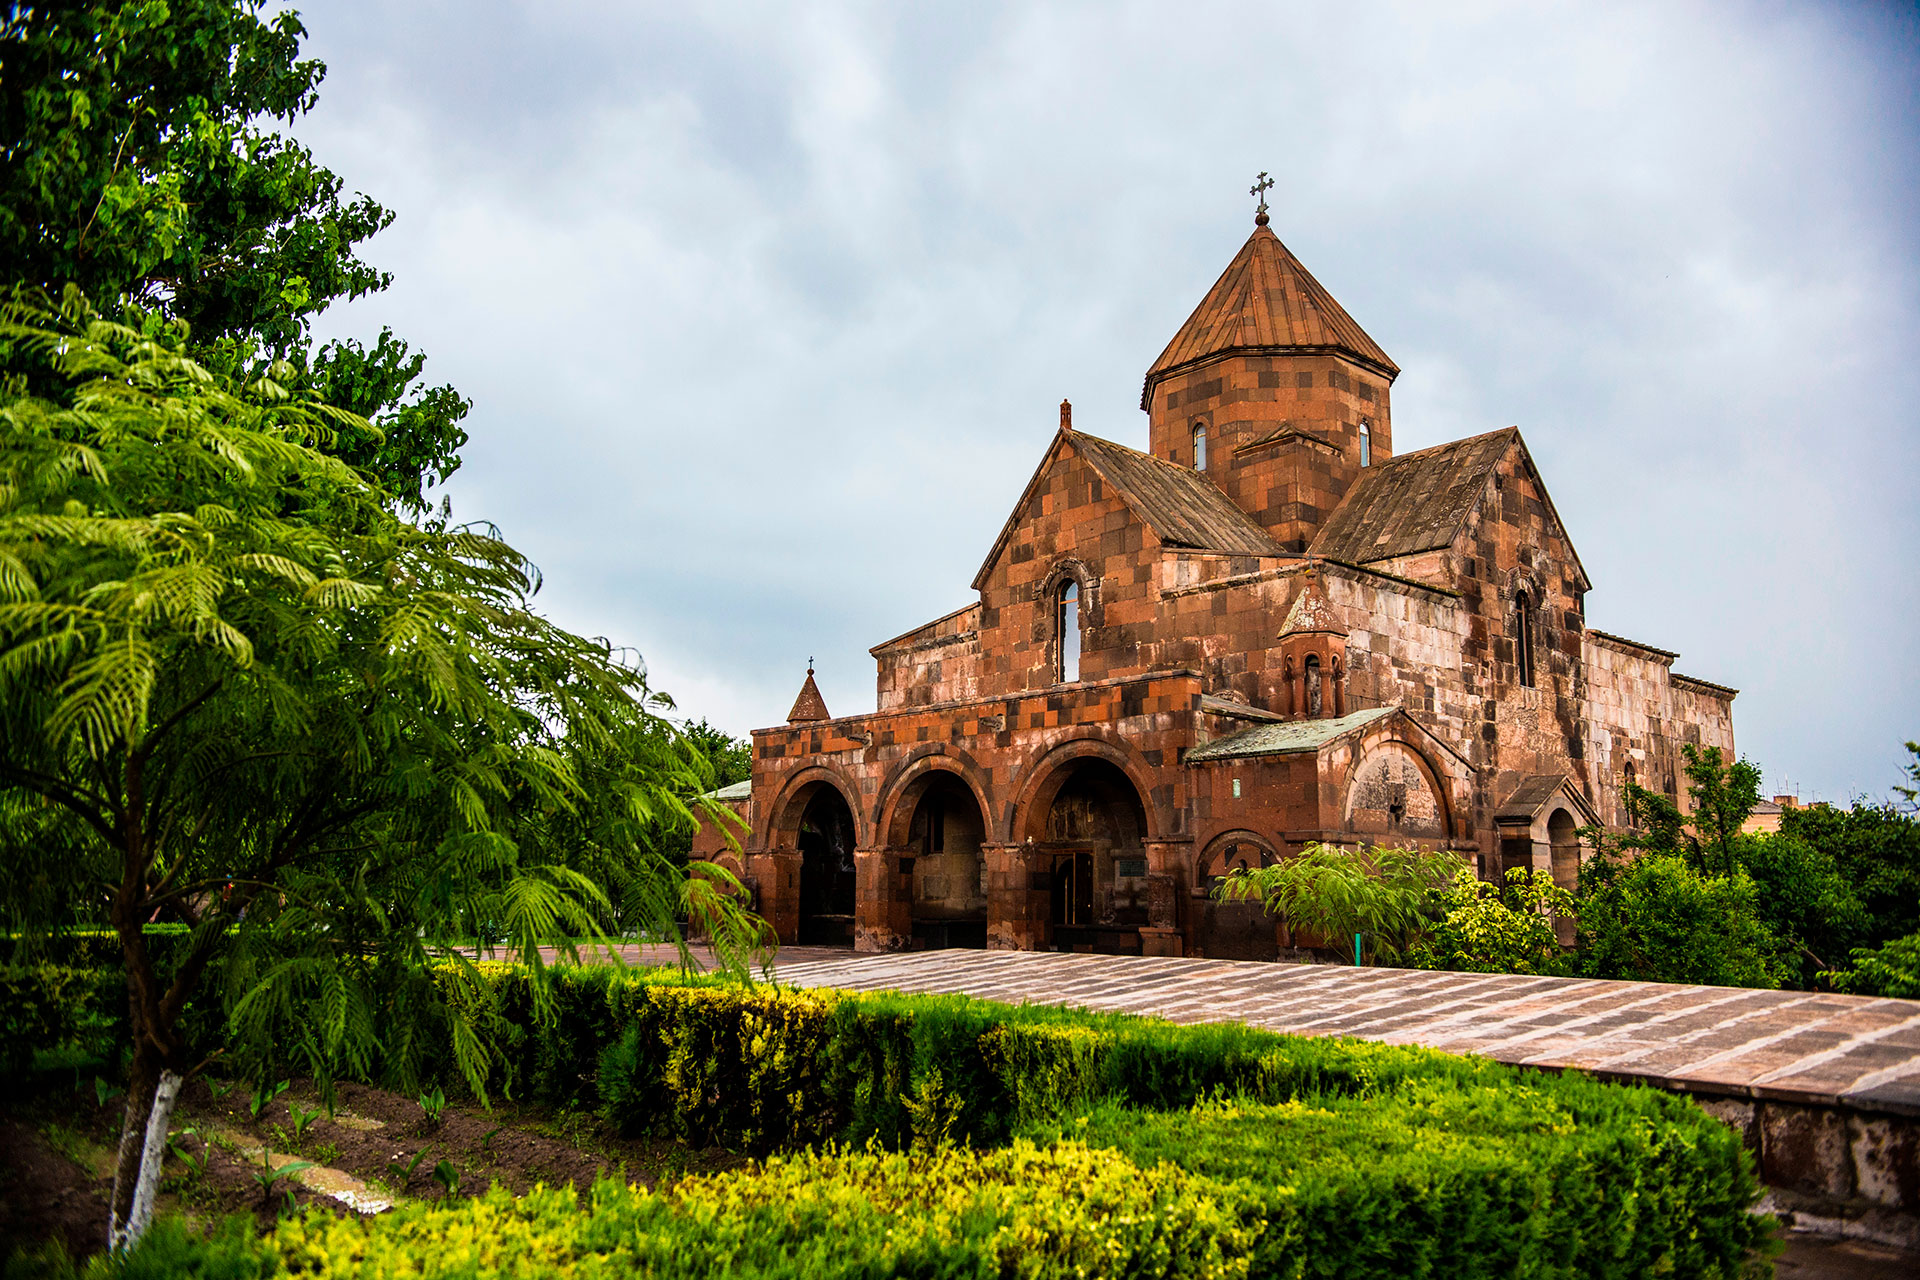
[694,204,1737,959]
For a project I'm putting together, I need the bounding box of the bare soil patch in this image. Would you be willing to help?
[0,1073,745,1263]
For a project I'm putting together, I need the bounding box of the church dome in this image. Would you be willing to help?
[1141,221,1398,411]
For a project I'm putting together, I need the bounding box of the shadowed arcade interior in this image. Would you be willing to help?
[795,783,856,947]
[904,772,988,949]
[1038,758,1149,952]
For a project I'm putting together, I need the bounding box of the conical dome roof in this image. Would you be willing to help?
[1279,567,1346,637]
[1142,224,1397,410]
[786,667,830,723]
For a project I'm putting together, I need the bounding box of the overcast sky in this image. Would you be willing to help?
[294,1,1919,804]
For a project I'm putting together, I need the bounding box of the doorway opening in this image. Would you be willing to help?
[796,783,857,947]
[905,772,988,949]
[1037,758,1148,952]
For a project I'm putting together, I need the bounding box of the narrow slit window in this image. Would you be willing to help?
[1304,653,1322,717]
[1058,581,1081,683]
[1192,424,1207,470]
[1359,420,1372,467]
[1515,591,1535,689]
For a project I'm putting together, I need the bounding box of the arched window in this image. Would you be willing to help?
[1622,761,1638,827]
[1191,423,1207,470]
[1514,590,1535,689]
[1304,653,1322,717]
[1057,580,1081,683]
[1358,420,1372,467]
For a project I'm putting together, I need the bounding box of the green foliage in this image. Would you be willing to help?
[1410,868,1574,975]
[1585,746,1762,881]
[1783,798,1920,947]
[416,1085,446,1128]
[1577,855,1785,988]
[1039,1085,1764,1280]
[1732,832,1869,988]
[1216,841,1462,963]
[682,719,751,789]
[0,0,469,510]
[0,295,770,1240]
[0,964,101,1075]
[1820,931,1920,999]
[429,1159,460,1200]
[1680,745,1763,876]
[75,971,1766,1280]
[250,1144,1268,1280]
[285,1102,321,1145]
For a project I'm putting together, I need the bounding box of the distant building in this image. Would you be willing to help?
[1742,795,1818,835]
[695,205,1737,958]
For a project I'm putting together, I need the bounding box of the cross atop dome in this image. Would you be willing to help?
[1250,171,1274,227]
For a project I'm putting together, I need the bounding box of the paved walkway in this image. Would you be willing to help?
[762,950,1920,1117]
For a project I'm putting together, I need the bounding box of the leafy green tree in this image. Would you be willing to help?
[1732,832,1868,989]
[1895,741,1919,812]
[0,296,768,1247]
[1576,855,1784,989]
[1581,745,1760,880]
[0,0,467,509]
[1217,842,1463,965]
[1680,746,1762,877]
[1820,931,1920,999]
[1783,797,1920,947]
[683,719,752,789]
[1411,868,1574,976]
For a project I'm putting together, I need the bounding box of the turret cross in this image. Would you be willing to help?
[1250,171,1274,220]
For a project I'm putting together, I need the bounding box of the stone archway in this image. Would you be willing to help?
[1195,831,1279,961]
[1033,757,1150,950]
[901,771,989,949]
[1547,808,1580,891]
[1343,741,1449,842]
[793,781,857,947]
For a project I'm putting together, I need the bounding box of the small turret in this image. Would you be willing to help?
[1277,566,1348,720]
[786,663,831,724]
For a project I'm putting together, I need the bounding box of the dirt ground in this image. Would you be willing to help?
[0,1072,744,1262]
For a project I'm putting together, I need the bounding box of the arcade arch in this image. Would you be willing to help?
[784,780,857,947]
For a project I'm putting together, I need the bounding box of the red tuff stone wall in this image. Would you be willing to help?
[969,439,1171,698]
[872,603,982,710]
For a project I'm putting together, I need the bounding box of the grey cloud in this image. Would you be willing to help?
[297,0,1919,801]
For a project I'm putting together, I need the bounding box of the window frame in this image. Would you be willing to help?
[1057,579,1081,684]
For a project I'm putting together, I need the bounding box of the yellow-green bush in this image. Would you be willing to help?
[253,1143,1267,1279]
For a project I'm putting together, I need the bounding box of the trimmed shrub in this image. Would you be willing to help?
[103,1145,1266,1279]
[1039,1084,1765,1280]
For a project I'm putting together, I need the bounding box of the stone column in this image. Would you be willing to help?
[853,847,913,953]
[983,842,1044,951]
[745,848,801,945]
[1140,838,1191,957]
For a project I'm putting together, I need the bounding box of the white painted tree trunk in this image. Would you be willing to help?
[109,1069,182,1252]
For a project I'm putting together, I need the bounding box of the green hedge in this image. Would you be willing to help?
[0,965,118,1075]
[90,1102,1763,1280]
[86,1144,1262,1279]
[1034,1091,1762,1279]
[3,924,196,970]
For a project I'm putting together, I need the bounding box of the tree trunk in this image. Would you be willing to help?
[111,1069,183,1251]
[106,1049,160,1250]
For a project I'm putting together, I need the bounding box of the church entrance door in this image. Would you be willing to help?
[795,784,857,947]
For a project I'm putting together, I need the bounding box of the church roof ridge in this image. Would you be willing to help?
[970,427,1289,590]
[1141,224,1399,410]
